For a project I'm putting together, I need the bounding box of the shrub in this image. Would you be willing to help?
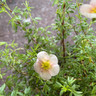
[0,0,96,96]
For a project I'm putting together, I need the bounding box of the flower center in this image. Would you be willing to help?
[41,61,51,70]
[90,7,96,13]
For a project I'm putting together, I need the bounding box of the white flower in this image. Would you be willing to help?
[80,0,96,18]
[34,51,60,80]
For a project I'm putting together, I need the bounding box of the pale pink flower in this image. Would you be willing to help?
[34,51,60,80]
[80,0,96,18]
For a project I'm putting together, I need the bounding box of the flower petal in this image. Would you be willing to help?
[80,4,96,18]
[90,0,96,6]
[86,13,96,18]
[34,59,41,74]
[80,4,92,13]
[40,71,51,80]
[49,54,58,65]
[49,64,60,76]
[37,51,49,62]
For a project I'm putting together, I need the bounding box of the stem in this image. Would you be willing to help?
[62,22,66,62]
[67,13,78,35]
[76,0,86,35]
[61,2,66,63]
[5,10,12,18]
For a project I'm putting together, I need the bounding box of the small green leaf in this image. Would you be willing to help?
[17,92,24,96]
[43,84,50,93]
[35,17,42,20]
[0,83,6,93]
[0,42,7,46]
[46,80,53,85]
[0,74,3,79]
[11,90,17,96]
[2,0,6,2]
[60,90,64,96]
[24,87,31,94]
[52,0,59,6]
[53,82,62,89]
[91,85,96,95]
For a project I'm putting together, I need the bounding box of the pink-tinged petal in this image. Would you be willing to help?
[90,0,96,6]
[34,59,41,74]
[40,71,51,80]
[37,51,49,62]
[80,4,96,18]
[34,51,59,80]
[80,4,92,13]
[49,64,60,76]
[87,13,96,18]
[49,54,58,65]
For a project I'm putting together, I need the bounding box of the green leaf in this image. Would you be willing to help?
[35,17,42,20]
[43,84,50,93]
[52,0,59,6]
[0,9,4,14]
[11,90,17,96]
[0,83,6,93]
[2,0,6,2]
[24,87,31,94]
[17,92,24,96]
[67,77,76,85]
[60,90,64,96]
[91,85,96,95]
[0,42,7,46]
[12,6,21,14]
[0,7,6,13]
[46,80,53,85]
[53,82,62,89]
[0,74,3,79]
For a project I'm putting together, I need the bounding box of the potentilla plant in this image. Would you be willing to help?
[1,0,96,96]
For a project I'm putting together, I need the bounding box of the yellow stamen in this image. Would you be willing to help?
[41,61,51,70]
[90,7,96,13]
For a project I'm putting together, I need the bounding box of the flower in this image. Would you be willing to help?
[80,0,96,18]
[34,51,60,80]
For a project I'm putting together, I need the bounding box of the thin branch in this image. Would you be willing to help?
[61,2,66,63]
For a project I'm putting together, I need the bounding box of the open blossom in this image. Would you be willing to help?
[80,0,96,18]
[34,51,60,80]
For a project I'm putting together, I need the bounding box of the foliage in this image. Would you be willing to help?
[0,0,96,96]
